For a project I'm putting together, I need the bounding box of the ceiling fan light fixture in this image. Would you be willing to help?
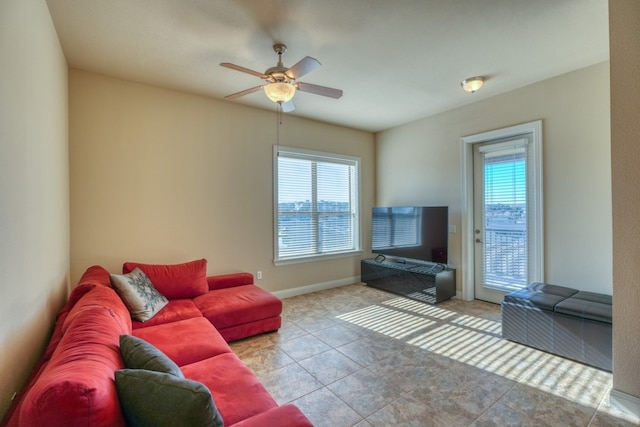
[461,76,485,93]
[221,44,341,111]
[264,82,296,103]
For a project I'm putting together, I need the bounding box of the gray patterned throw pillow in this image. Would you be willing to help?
[110,268,169,321]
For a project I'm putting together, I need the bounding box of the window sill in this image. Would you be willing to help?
[274,250,363,266]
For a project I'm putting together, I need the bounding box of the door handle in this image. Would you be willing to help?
[476,238,483,243]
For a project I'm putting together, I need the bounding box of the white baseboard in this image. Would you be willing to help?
[273,276,361,299]
[274,279,461,301]
[610,388,640,419]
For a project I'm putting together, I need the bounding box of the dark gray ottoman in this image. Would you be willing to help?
[501,283,612,371]
[554,291,612,371]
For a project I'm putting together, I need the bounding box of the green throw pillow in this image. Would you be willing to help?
[115,369,224,427]
[119,335,183,378]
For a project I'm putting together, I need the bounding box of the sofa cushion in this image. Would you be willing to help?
[194,284,283,330]
[45,275,115,362]
[119,335,183,377]
[110,268,169,322]
[115,369,223,427]
[133,317,232,366]
[62,284,132,336]
[231,404,314,427]
[131,298,203,330]
[207,272,255,290]
[48,266,116,358]
[123,259,209,299]
[19,303,129,426]
[221,317,283,342]
[181,353,279,426]
[77,264,113,288]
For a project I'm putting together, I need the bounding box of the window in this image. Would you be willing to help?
[274,146,361,264]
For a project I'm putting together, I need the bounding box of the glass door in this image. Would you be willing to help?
[473,135,533,303]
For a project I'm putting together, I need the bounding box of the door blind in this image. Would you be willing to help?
[479,140,529,291]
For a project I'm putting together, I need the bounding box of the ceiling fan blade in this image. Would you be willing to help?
[224,85,263,100]
[220,62,268,79]
[285,56,321,80]
[281,99,295,112]
[296,82,343,99]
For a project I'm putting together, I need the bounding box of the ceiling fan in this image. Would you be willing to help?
[220,44,343,112]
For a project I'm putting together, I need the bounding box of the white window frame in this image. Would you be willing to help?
[273,145,362,265]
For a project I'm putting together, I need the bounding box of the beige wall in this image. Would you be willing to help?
[0,0,69,418]
[376,62,612,295]
[610,0,640,405]
[69,70,375,291]
[3,0,637,421]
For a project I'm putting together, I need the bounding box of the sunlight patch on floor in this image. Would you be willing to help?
[451,314,502,335]
[407,323,546,381]
[336,305,436,339]
[335,296,612,411]
[519,353,612,407]
[381,297,457,320]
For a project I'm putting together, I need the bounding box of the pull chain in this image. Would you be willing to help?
[276,102,279,147]
[276,102,283,147]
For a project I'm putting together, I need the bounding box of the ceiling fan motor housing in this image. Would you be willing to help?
[264,68,290,83]
[266,44,292,82]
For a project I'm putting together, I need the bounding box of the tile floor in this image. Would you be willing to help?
[230,283,639,427]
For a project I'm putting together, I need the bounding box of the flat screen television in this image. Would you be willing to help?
[371,206,448,264]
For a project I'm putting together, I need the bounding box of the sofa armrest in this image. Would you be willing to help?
[229,404,313,427]
[207,272,254,290]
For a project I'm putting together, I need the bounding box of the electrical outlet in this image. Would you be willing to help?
[448,225,456,233]
[257,271,262,280]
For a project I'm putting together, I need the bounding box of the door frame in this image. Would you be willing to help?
[460,120,544,301]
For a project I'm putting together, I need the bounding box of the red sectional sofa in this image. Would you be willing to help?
[2,261,313,427]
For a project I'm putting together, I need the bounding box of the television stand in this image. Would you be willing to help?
[360,259,456,304]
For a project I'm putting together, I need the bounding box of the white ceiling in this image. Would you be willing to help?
[45,0,609,133]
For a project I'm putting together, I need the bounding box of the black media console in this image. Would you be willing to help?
[360,258,456,304]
